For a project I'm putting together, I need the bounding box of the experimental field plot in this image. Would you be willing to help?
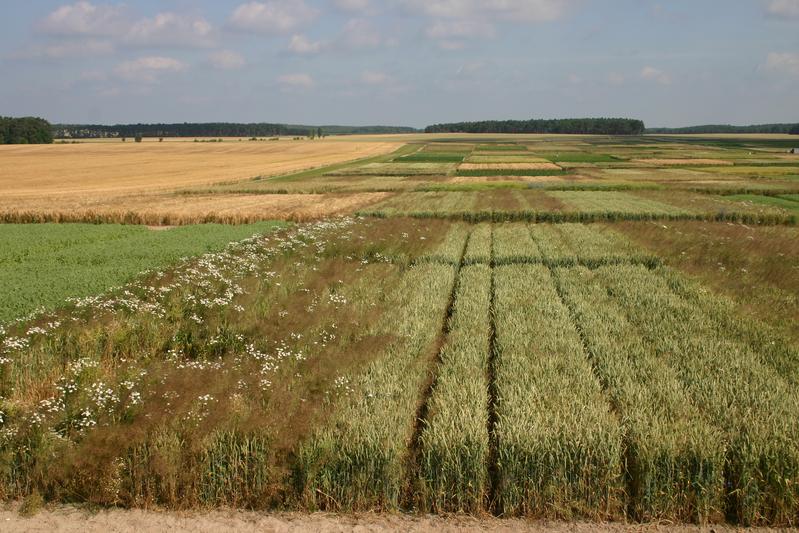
[2,135,799,527]
[1,217,798,525]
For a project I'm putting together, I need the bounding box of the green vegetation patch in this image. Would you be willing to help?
[456,169,568,177]
[476,144,526,151]
[535,153,621,163]
[395,152,466,163]
[724,194,799,212]
[326,162,457,176]
[0,221,285,322]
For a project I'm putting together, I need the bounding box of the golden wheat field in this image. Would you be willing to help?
[0,139,399,222]
[0,192,390,224]
[0,140,399,196]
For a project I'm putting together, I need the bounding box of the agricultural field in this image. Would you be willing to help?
[0,139,400,223]
[1,134,799,528]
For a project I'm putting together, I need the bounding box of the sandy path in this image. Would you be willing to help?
[0,506,780,532]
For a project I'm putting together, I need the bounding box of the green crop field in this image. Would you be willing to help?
[0,222,285,323]
[1,135,798,527]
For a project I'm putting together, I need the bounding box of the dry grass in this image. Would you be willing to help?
[0,141,400,197]
[458,163,562,171]
[0,192,390,225]
[614,221,799,342]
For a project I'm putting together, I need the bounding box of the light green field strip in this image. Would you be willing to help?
[530,224,660,268]
[549,191,693,215]
[418,264,492,512]
[465,155,551,163]
[492,223,541,264]
[359,191,479,217]
[597,265,799,525]
[294,262,457,510]
[493,264,623,517]
[724,194,799,212]
[463,224,492,265]
[553,267,726,522]
[0,222,285,323]
[324,162,457,176]
[657,270,799,386]
[417,223,471,265]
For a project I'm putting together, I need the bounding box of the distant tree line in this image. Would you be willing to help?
[648,123,799,134]
[53,122,419,139]
[424,118,645,135]
[0,117,53,144]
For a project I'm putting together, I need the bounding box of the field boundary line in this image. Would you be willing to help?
[486,225,501,515]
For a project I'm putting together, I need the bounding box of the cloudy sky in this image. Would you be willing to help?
[1,0,798,128]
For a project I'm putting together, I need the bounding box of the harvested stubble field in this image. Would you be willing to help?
[2,135,799,528]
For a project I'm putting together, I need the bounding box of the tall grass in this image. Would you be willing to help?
[598,265,799,525]
[293,263,458,510]
[554,267,726,522]
[417,265,492,512]
[463,224,492,265]
[492,264,623,518]
[492,224,541,264]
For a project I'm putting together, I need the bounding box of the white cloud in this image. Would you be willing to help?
[399,0,572,22]
[115,56,186,83]
[16,39,114,60]
[334,0,371,11]
[209,50,245,69]
[766,0,799,17]
[640,66,671,85]
[278,73,315,90]
[288,34,324,54]
[230,1,318,34]
[361,71,391,84]
[425,20,495,39]
[764,52,799,75]
[39,1,128,36]
[126,13,215,48]
[339,18,382,49]
[606,72,625,85]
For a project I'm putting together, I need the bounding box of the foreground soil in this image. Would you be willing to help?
[0,506,783,533]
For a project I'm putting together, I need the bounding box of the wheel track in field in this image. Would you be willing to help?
[403,228,472,510]
[486,224,502,516]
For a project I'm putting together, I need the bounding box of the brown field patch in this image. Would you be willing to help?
[458,162,562,170]
[0,192,390,225]
[0,140,401,198]
[631,158,733,166]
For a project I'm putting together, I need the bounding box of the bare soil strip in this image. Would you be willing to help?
[0,506,777,533]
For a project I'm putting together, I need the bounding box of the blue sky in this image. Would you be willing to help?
[1,0,798,128]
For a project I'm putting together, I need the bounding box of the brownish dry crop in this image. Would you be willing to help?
[0,141,400,197]
[0,192,391,225]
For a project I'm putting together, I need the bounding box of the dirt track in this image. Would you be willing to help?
[0,506,781,532]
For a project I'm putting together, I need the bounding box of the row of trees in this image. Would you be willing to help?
[53,122,418,139]
[648,123,799,134]
[0,117,53,144]
[424,118,645,135]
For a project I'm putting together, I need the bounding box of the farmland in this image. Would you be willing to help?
[1,135,799,527]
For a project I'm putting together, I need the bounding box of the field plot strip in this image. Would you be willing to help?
[416,263,491,513]
[597,265,799,525]
[295,225,471,511]
[552,267,726,522]
[492,224,542,265]
[492,264,623,518]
